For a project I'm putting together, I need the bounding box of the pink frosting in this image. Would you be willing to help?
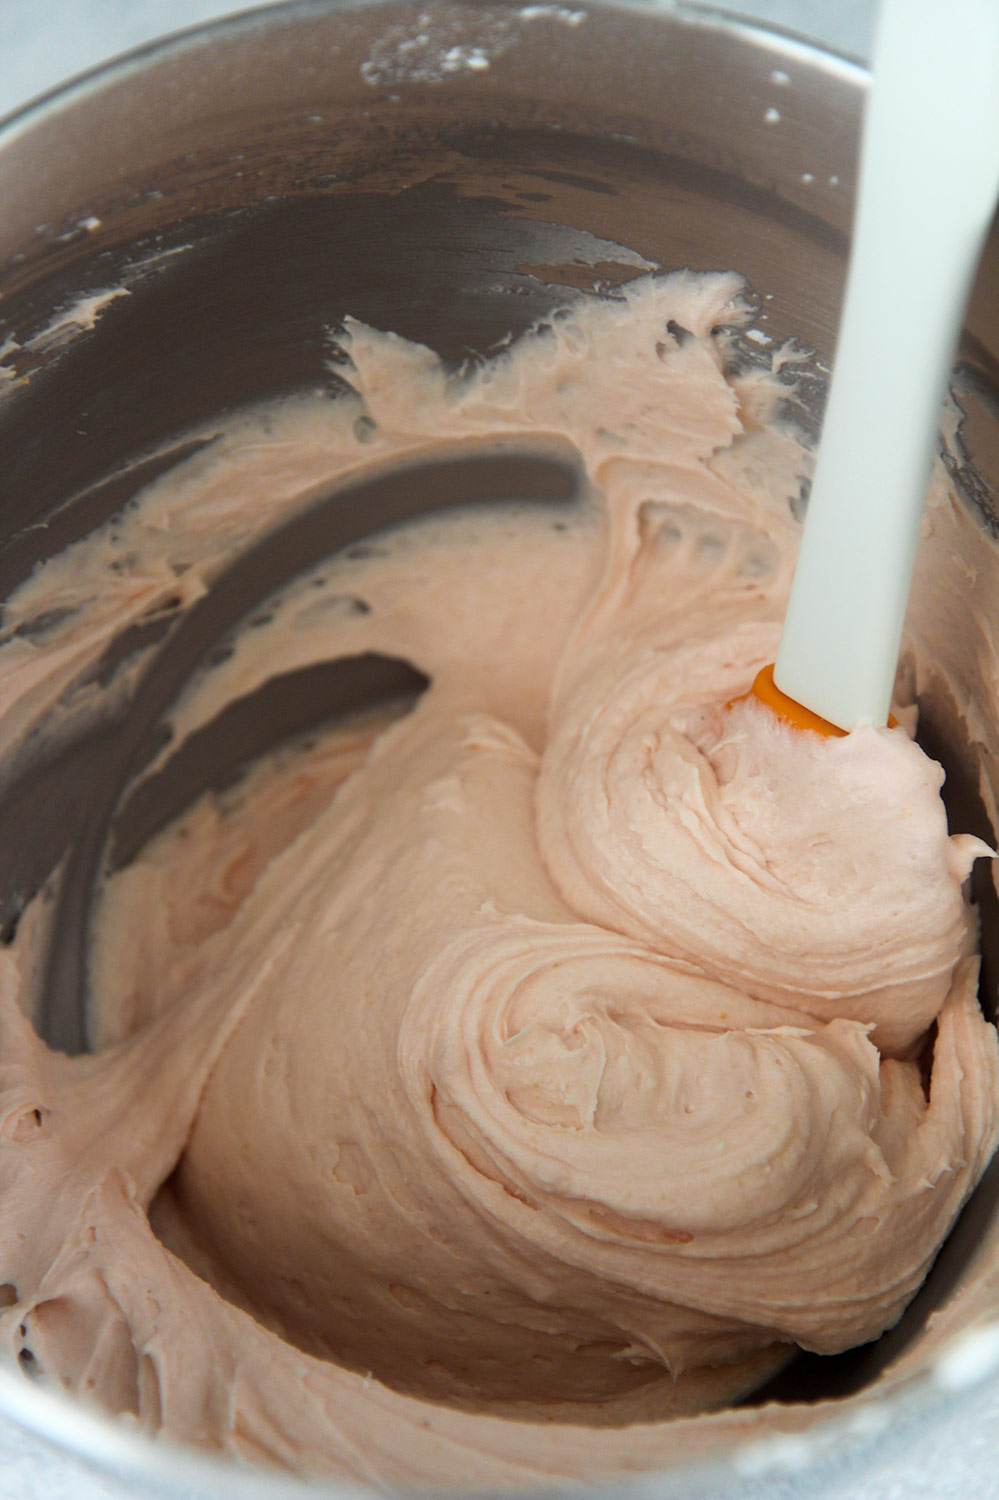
[0,273,994,1487]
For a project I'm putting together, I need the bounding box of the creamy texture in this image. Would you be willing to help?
[0,273,996,1487]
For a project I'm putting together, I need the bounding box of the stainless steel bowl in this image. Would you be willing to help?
[1,1,999,1494]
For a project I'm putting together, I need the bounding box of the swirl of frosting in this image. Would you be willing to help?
[153,701,998,1410]
[537,639,989,1056]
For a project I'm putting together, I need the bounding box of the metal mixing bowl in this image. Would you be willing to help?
[1,1,999,1494]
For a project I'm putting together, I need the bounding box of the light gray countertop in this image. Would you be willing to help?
[0,3,997,1498]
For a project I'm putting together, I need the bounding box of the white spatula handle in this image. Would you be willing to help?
[774,0,999,731]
